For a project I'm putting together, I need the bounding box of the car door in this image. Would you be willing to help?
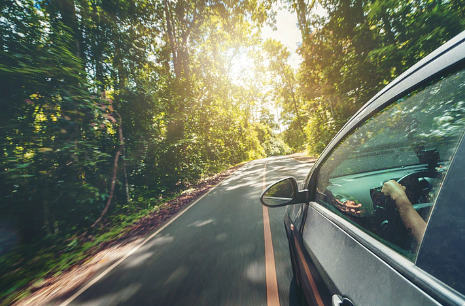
[297,41,465,305]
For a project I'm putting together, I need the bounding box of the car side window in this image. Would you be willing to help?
[315,68,465,260]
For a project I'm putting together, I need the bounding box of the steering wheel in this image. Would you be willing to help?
[378,170,442,249]
[385,170,441,212]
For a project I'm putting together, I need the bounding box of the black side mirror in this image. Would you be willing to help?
[260,177,307,207]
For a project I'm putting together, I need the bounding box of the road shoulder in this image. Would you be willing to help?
[13,163,247,306]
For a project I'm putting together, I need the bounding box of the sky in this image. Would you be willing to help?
[228,4,303,81]
[261,5,303,70]
[227,3,303,130]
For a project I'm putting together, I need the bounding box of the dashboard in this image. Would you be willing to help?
[325,164,445,250]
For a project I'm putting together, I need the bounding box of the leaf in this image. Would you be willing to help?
[16,163,31,169]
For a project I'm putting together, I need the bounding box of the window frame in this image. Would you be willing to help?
[301,40,465,305]
[315,68,465,257]
[304,33,465,199]
[416,131,465,296]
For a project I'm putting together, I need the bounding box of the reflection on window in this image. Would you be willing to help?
[315,69,465,260]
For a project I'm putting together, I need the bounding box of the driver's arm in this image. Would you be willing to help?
[382,180,427,242]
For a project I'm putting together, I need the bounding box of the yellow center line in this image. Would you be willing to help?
[262,161,281,306]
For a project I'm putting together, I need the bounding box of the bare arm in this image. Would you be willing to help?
[382,180,427,242]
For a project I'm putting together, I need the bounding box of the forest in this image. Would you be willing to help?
[1,0,465,303]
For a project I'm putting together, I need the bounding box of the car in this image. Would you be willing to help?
[260,31,465,306]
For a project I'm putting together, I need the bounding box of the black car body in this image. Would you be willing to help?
[261,31,465,306]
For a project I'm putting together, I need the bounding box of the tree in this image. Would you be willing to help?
[261,39,306,150]
[289,0,465,155]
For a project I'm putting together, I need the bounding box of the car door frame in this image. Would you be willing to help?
[291,31,465,306]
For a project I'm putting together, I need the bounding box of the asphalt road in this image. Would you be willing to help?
[65,156,312,306]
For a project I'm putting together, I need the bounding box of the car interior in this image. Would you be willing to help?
[314,68,465,259]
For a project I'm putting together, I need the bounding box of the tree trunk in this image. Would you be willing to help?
[92,145,122,227]
[164,0,179,78]
[92,112,128,227]
[116,112,130,204]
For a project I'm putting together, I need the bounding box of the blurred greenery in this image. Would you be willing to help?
[1,0,465,303]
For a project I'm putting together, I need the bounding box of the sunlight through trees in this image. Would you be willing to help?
[1,0,465,302]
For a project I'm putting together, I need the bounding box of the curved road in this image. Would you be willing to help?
[64,156,312,306]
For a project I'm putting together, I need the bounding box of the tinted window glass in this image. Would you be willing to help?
[416,136,465,294]
[315,69,465,260]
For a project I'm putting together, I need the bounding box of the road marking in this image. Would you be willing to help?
[60,179,224,306]
[262,161,281,306]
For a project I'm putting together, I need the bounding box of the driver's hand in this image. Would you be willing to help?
[382,180,407,201]
[334,199,365,216]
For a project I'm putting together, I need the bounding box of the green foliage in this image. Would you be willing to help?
[283,0,465,155]
[4,0,464,302]
[1,0,277,301]
[1,1,113,242]
[252,121,291,157]
[0,0,276,234]
[262,137,292,156]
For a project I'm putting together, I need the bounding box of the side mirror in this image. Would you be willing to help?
[260,177,306,207]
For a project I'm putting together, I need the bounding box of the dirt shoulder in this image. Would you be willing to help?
[288,152,318,164]
[12,163,247,306]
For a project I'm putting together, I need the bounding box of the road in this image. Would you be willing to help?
[64,156,312,306]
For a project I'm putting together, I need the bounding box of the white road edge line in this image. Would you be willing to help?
[60,171,236,306]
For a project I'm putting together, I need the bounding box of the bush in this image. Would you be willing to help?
[262,137,292,156]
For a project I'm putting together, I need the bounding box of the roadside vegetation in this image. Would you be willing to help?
[1,0,464,304]
[0,164,244,306]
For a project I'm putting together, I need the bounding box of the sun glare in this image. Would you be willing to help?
[228,50,255,85]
